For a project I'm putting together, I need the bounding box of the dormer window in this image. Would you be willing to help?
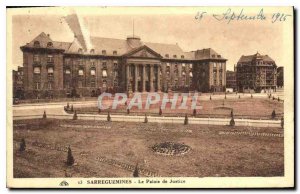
[34,41,40,47]
[113,50,117,55]
[102,50,106,55]
[78,48,83,53]
[181,55,184,59]
[90,49,95,54]
[165,54,169,58]
[47,42,53,47]
[217,55,221,58]
[212,54,216,58]
[173,55,177,58]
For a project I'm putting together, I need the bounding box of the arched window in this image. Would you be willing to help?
[34,41,40,47]
[47,42,53,47]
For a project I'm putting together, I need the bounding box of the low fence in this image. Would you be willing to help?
[13,113,281,128]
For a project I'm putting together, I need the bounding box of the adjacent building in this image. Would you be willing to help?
[236,52,277,93]
[19,32,227,99]
[277,66,284,88]
[226,69,236,92]
[12,66,24,99]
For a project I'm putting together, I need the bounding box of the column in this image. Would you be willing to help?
[157,65,161,92]
[142,64,146,92]
[150,64,154,92]
[134,64,138,92]
[126,64,130,91]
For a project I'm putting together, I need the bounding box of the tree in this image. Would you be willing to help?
[73,110,78,120]
[271,110,276,119]
[19,138,26,152]
[133,163,139,177]
[66,146,75,166]
[107,111,111,122]
[193,109,197,117]
[43,111,47,119]
[144,114,148,123]
[184,114,188,125]
[159,107,162,116]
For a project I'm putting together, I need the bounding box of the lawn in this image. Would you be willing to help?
[73,98,283,120]
[13,119,284,178]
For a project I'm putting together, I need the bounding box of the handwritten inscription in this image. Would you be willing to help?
[195,8,292,24]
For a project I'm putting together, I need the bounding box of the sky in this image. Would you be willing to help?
[10,7,288,71]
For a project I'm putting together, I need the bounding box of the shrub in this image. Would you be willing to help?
[43,111,47,119]
[107,111,111,122]
[271,110,276,119]
[230,116,235,126]
[19,138,26,152]
[73,110,78,120]
[66,146,75,166]
[184,114,188,125]
[133,163,139,177]
[144,114,148,123]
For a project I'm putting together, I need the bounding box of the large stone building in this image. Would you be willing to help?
[20,32,227,99]
[236,52,277,93]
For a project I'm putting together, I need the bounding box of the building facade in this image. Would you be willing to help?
[236,52,277,93]
[277,66,284,88]
[13,66,24,99]
[20,32,227,99]
[226,70,236,91]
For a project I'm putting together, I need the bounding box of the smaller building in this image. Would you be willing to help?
[277,66,284,88]
[236,52,277,93]
[226,69,236,92]
[13,66,24,99]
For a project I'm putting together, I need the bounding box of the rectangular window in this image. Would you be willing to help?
[48,67,54,74]
[65,69,71,74]
[47,55,53,63]
[48,82,53,90]
[91,81,96,87]
[33,54,40,63]
[33,67,41,74]
[78,69,84,76]
[102,70,107,78]
[90,69,96,76]
[35,82,41,90]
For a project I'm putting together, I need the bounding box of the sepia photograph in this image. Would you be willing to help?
[6,6,294,188]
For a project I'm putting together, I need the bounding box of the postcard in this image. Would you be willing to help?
[7,6,294,188]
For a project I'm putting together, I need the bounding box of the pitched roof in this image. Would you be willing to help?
[192,48,226,60]
[238,52,275,63]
